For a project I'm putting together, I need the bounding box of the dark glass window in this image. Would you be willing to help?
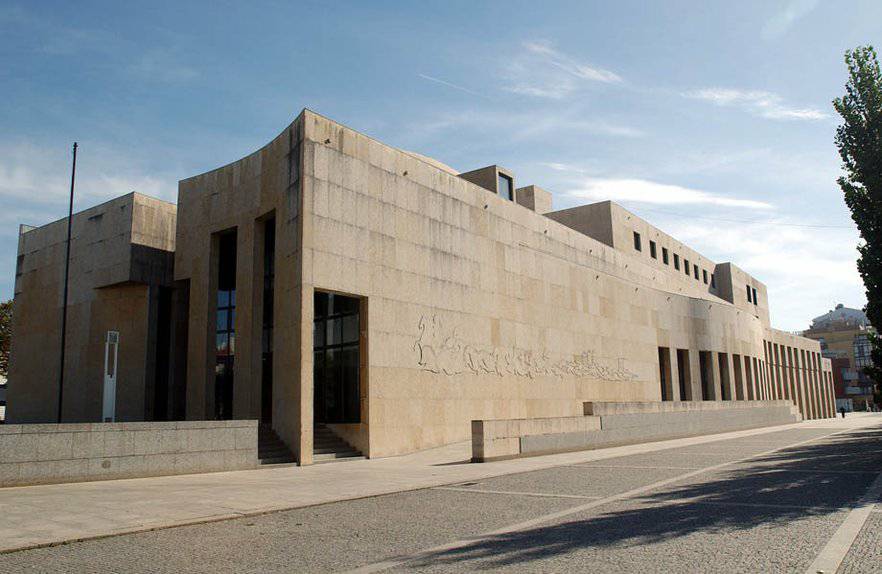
[215,230,237,420]
[674,254,680,270]
[684,259,690,276]
[702,269,708,284]
[752,287,758,305]
[313,291,361,424]
[711,273,716,288]
[633,231,642,251]
[649,240,657,259]
[662,247,669,265]
[497,173,513,201]
[261,217,275,423]
[747,285,752,302]
[694,264,699,280]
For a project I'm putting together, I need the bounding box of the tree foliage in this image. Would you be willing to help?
[834,46,882,389]
[0,299,11,378]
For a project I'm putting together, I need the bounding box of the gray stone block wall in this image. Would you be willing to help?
[473,401,801,462]
[0,420,258,487]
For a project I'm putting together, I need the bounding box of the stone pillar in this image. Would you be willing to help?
[689,351,703,401]
[720,352,736,401]
[669,348,682,402]
[707,351,721,400]
[732,354,745,400]
[743,355,755,400]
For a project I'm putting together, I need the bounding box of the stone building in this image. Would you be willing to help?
[804,304,876,411]
[7,109,836,463]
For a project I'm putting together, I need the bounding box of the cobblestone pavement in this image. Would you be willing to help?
[2,423,881,573]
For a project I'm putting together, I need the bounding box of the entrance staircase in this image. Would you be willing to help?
[258,424,296,465]
[313,423,364,464]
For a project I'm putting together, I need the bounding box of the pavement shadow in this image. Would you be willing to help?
[406,425,882,569]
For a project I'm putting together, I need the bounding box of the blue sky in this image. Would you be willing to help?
[1,0,878,330]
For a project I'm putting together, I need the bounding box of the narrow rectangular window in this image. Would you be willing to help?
[674,254,680,270]
[215,229,237,421]
[747,285,752,302]
[260,217,276,424]
[497,173,513,201]
[702,269,708,284]
[684,259,690,276]
[649,240,657,259]
[633,231,642,251]
[752,287,758,305]
[662,247,669,265]
[693,264,699,280]
[710,273,716,288]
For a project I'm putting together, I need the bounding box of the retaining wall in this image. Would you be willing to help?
[472,400,800,462]
[0,420,258,487]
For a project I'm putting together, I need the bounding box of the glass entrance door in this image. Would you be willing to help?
[313,291,360,424]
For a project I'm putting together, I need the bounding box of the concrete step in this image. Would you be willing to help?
[258,425,295,464]
[313,439,342,446]
[313,450,361,461]
[259,455,296,465]
[313,446,353,454]
[312,453,365,464]
[259,448,291,457]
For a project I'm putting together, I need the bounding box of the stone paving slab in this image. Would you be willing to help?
[644,465,875,510]
[390,499,850,573]
[451,465,690,498]
[0,489,583,574]
[0,417,880,573]
[0,414,878,560]
[838,512,882,574]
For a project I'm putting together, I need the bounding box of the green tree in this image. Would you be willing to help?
[834,46,882,396]
[0,299,11,378]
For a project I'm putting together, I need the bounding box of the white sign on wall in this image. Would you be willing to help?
[103,331,119,422]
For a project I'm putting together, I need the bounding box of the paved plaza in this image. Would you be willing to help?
[1,415,881,573]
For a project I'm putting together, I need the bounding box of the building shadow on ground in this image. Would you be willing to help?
[407,425,882,569]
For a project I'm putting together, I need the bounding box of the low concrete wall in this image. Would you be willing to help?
[472,401,800,462]
[0,420,258,487]
[472,416,602,462]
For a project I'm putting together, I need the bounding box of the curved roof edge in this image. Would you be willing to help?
[178,110,305,185]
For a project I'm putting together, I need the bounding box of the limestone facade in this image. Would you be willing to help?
[8,193,176,423]
[8,110,836,463]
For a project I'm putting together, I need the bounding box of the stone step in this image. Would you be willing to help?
[312,442,352,450]
[259,455,296,465]
[313,450,361,461]
[313,446,353,454]
[257,425,295,464]
[312,453,365,464]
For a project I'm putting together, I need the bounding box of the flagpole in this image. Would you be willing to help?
[57,142,77,424]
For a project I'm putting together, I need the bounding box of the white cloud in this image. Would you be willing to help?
[417,73,487,98]
[669,220,863,330]
[523,42,622,84]
[503,41,621,99]
[0,140,176,227]
[565,177,773,209]
[684,88,827,121]
[763,0,820,40]
[412,109,643,141]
